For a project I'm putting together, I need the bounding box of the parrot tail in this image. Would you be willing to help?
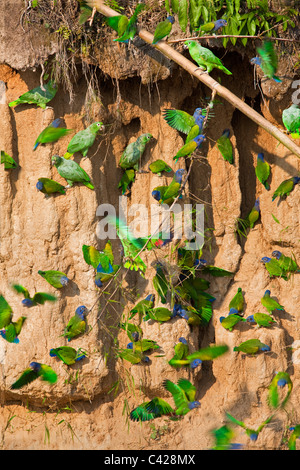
[33,142,40,151]
[63,152,73,160]
[220,66,232,75]
[83,181,95,190]
[8,100,19,107]
[273,76,282,83]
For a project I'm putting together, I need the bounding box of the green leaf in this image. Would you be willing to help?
[178,0,188,32]
[171,0,179,13]
[271,214,280,224]
[165,0,171,13]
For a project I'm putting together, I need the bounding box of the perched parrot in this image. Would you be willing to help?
[268,371,293,409]
[272,176,300,202]
[0,151,18,169]
[119,133,153,171]
[169,338,202,370]
[272,250,299,274]
[82,241,120,287]
[62,306,88,341]
[246,198,260,229]
[143,307,173,323]
[117,347,149,365]
[64,122,104,159]
[152,15,175,44]
[282,104,300,138]
[220,313,247,332]
[216,129,233,164]
[38,269,69,289]
[196,19,227,35]
[194,259,234,277]
[255,153,270,190]
[246,312,277,328]
[184,40,232,75]
[148,159,172,176]
[261,289,284,314]
[211,425,243,451]
[118,168,136,195]
[129,294,155,321]
[288,426,300,450]
[152,262,169,304]
[173,134,206,163]
[112,3,146,43]
[163,378,200,416]
[36,178,66,195]
[0,316,26,344]
[233,338,271,355]
[33,118,72,151]
[261,257,288,280]
[95,262,119,288]
[50,346,87,365]
[11,284,57,308]
[162,107,207,137]
[0,295,13,329]
[52,155,94,189]
[229,288,244,314]
[250,40,281,83]
[11,362,57,389]
[9,81,58,109]
[152,168,185,204]
[226,411,274,442]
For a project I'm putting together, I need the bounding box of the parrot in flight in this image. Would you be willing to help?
[52,155,94,190]
[268,371,293,409]
[272,176,300,202]
[62,306,88,342]
[226,411,274,442]
[110,3,146,43]
[50,346,87,365]
[0,295,13,329]
[82,241,120,287]
[162,107,207,140]
[119,133,153,171]
[282,104,300,138]
[255,153,270,190]
[210,425,242,450]
[0,316,26,344]
[184,40,232,75]
[64,122,104,159]
[152,15,175,44]
[38,269,69,289]
[36,178,66,196]
[10,362,57,389]
[11,284,57,307]
[250,40,282,83]
[9,81,58,109]
[33,118,72,151]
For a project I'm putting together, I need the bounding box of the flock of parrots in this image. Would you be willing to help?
[0,1,300,449]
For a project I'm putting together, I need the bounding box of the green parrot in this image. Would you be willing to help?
[33,118,72,151]
[152,15,175,44]
[129,294,155,321]
[220,311,247,332]
[225,411,274,442]
[162,107,207,139]
[282,104,300,138]
[130,397,175,421]
[118,321,143,342]
[117,338,159,364]
[272,250,299,274]
[11,284,57,308]
[119,133,152,171]
[246,312,277,328]
[118,168,136,195]
[0,316,26,344]
[246,198,260,229]
[171,344,228,367]
[62,306,88,342]
[288,425,300,450]
[152,168,185,205]
[250,40,281,83]
[64,122,104,159]
[143,307,173,323]
[9,81,58,109]
[217,129,233,164]
[163,378,200,416]
[196,19,228,35]
[233,338,270,355]
[261,257,288,280]
[268,371,293,409]
[106,14,130,37]
[255,153,270,190]
[10,362,57,389]
[50,346,87,365]
[82,241,116,271]
[261,289,284,314]
[113,3,146,43]
[117,348,146,364]
[38,269,69,289]
[211,425,240,451]
[52,155,94,190]
[194,259,234,277]
[169,337,189,368]
[272,176,300,202]
[0,151,18,169]
[36,178,66,195]
[173,134,206,163]
[148,159,172,176]
[0,295,13,329]
[184,40,232,75]
[152,263,169,304]
[228,288,244,314]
